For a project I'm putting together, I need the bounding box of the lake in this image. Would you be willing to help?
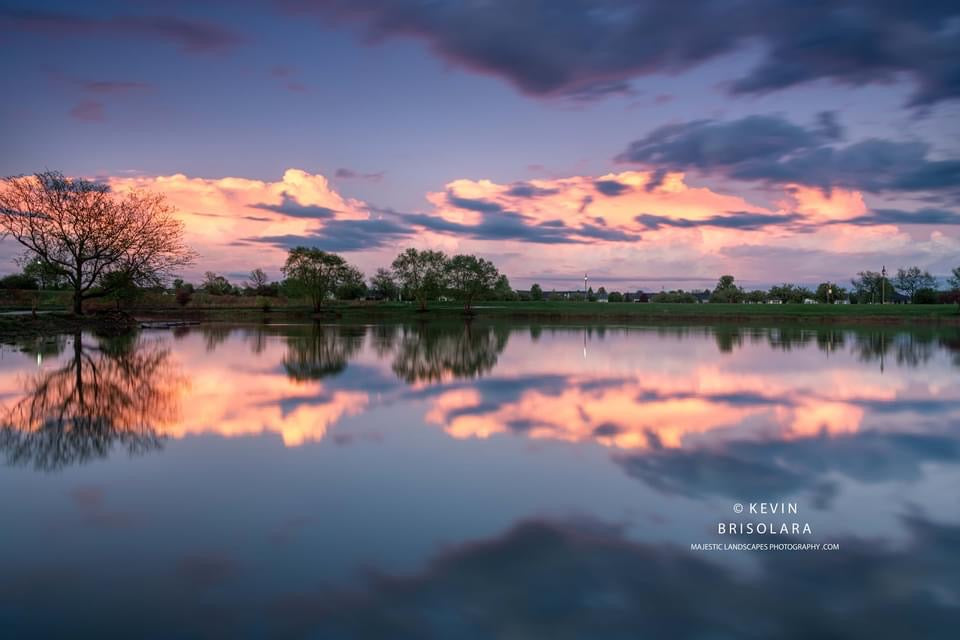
[1,322,958,638]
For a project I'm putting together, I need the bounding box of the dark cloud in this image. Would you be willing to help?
[250,193,337,219]
[408,206,641,244]
[405,211,578,244]
[0,8,244,53]
[504,182,559,198]
[290,1,960,106]
[636,210,804,230]
[618,432,960,503]
[265,515,960,639]
[446,190,503,213]
[840,208,960,226]
[594,179,630,196]
[617,113,960,194]
[334,168,384,181]
[248,216,411,252]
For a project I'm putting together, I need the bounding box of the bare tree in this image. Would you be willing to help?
[247,267,269,293]
[0,171,194,314]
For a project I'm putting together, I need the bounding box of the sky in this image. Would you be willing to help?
[1,0,959,290]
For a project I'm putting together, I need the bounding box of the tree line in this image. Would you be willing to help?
[2,171,959,313]
[176,247,515,314]
[642,269,960,305]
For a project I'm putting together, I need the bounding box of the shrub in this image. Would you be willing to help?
[0,273,39,289]
[175,288,193,307]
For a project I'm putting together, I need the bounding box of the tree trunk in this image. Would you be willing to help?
[73,289,83,315]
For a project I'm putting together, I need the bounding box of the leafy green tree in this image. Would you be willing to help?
[446,254,500,313]
[711,275,743,303]
[530,283,543,301]
[815,282,846,303]
[335,265,367,300]
[608,291,623,302]
[391,248,448,311]
[282,247,351,311]
[21,257,69,289]
[651,290,696,303]
[850,271,889,303]
[0,273,38,289]
[745,289,768,303]
[947,266,960,309]
[202,271,233,295]
[894,266,936,299]
[492,274,516,301]
[949,267,960,291]
[370,267,399,300]
[912,288,938,304]
[101,270,141,310]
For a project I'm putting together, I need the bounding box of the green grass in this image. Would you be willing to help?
[157,300,959,326]
[3,289,957,327]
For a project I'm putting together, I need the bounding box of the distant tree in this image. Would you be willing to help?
[948,267,960,309]
[282,247,351,311]
[370,267,399,300]
[0,171,193,314]
[608,291,623,302]
[246,268,269,294]
[0,273,38,289]
[745,289,768,303]
[651,290,696,303]
[101,270,141,310]
[769,283,814,304]
[912,288,938,304]
[335,265,367,300]
[391,248,448,311]
[587,286,595,302]
[711,275,743,303]
[21,256,68,290]
[174,286,192,307]
[597,286,607,296]
[894,267,936,299]
[446,254,500,312]
[202,271,232,295]
[949,267,960,291]
[492,274,516,301]
[815,282,846,303]
[850,271,890,303]
[529,283,543,301]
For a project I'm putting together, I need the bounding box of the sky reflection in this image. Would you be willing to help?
[1,323,958,637]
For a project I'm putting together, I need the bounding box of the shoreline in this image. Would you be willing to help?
[2,302,958,342]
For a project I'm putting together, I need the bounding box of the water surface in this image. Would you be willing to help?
[2,323,958,638]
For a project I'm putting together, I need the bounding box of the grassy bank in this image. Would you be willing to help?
[1,299,957,341]
[136,300,960,326]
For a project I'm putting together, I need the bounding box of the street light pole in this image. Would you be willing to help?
[881,266,886,305]
[584,273,588,298]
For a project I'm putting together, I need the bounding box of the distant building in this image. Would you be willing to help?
[803,298,817,304]
[692,291,711,304]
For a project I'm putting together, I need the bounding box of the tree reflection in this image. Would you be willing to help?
[391,323,509,383]
[0,333,184,471]
[282,324,365,381]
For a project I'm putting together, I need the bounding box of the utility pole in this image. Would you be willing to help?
[584,273,588,297]
[881,266,886,305]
